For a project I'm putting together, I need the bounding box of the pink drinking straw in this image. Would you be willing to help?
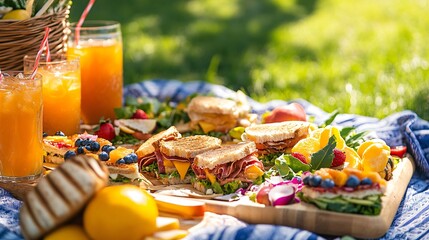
[75,0,96,46]
[45,38,51,62]
[0,69,4,82]
[31,27,51,80]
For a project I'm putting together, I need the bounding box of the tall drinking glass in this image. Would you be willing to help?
[67,21,123,125]
[24,54,81,136]
[0,72,43,182]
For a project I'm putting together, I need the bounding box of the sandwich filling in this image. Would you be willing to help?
[137,126,181,173]
[155,148,193,181]
[254,137,304,155]
[192,153,263,185]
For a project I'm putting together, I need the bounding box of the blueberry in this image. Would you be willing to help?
[360,177,373,185]
[345,175,360,188]
[99,152,109,161]
[90,141,100,152]
[101,145,111,152]
[76,146,85,154]
[64,150,76,160]
[43,132,48,138]
[85,144,92,151]
[55,131,65,136]
[81,139,89,146]
[116,158,125,164]
[309,175,322,187]
[321,179,335,189]
[123,154,134,164]
[106,146,116,153]
[129,153,138,162]
[303,176,310,185]
[75,139,83,147]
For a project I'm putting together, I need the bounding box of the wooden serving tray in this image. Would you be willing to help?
[195,156,415,239]
[1,156,414,239]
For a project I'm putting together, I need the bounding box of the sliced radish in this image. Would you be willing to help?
[269,185,295,206]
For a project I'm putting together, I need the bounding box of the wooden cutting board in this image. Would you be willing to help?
[197,156,415,239]
[1,156,414,238]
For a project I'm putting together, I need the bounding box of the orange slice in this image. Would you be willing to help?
[291,137,320,163]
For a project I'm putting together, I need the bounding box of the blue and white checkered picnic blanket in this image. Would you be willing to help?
[1,80,428,240]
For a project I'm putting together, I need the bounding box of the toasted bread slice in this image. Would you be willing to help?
[194,142,257,170]
[244,121,310,143]
[160,135,222,159]
[20,155,109,240]
[136,126,181,159]
[187,96,238,116]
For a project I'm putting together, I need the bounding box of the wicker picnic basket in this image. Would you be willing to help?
[0,7,70,71]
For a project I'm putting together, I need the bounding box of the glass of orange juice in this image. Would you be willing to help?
[24,54,81,136]
[0,71,43,182]
[67,21,123,125]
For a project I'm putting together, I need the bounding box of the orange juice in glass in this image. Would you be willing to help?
[68,21,123,125]
[24,54,81,136]
[0,72,43,182]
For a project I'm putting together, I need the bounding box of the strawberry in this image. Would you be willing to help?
[95,122,116,141]
[291,152,308,164]
[331,149,346,167]
[132,109,148,119]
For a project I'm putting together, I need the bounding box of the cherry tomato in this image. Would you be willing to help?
[390,146,407,158]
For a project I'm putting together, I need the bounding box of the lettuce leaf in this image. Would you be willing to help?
[260,152,283,166]
[193,179,243,194]
[298,192,383,215]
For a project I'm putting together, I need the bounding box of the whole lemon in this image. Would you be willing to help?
[44,225,90,240]
[83,185,158,240]
[2,9,30,20]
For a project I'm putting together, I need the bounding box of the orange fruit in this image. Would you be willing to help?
[357,139,388,158]
[361,143,390,172]
[309,127,324,139]
[45,225,89,240]
[291,137,320,163]
[362,171,387,187]
[342,168,366,180]
[314,169,333,180]
[344,146,361,169]
[319,126,346,150]
[325,169,348,187]
[83,185,158,240]
[107,147,134,163]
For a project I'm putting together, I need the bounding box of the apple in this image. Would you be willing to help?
[256,185,273,206]
[263,103,307,123]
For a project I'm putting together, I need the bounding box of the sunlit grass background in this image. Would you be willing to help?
[70,0,429,120]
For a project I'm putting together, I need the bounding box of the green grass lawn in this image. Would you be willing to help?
[70,0,429,120]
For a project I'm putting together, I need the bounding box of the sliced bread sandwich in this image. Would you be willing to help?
[192,141,264,195]
[154,135,222,185]
[242,121,310,167]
